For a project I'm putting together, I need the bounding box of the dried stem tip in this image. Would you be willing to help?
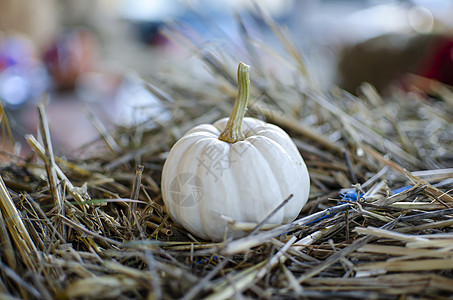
[218,62,250,143]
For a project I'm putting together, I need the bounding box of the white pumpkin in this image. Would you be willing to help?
[161,63,310,241]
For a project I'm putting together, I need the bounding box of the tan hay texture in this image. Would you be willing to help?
[1,10,453,300]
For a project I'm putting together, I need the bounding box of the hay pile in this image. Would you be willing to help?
[1,12,453,300]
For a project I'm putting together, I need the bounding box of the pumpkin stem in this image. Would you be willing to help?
[219,62,250,143]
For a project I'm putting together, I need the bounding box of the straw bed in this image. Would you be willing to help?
[1,13,453,300]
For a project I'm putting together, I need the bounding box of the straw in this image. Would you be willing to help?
[0,5,452,299]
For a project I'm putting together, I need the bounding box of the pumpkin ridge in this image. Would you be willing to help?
[229,138,280,223]
[168,138,214,232]
[248,136,287,223]
[257,134,307,219]
[197,138,236,240]
[195,140,218,240]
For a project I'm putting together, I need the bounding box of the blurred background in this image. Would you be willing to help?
[1,0,452,153]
